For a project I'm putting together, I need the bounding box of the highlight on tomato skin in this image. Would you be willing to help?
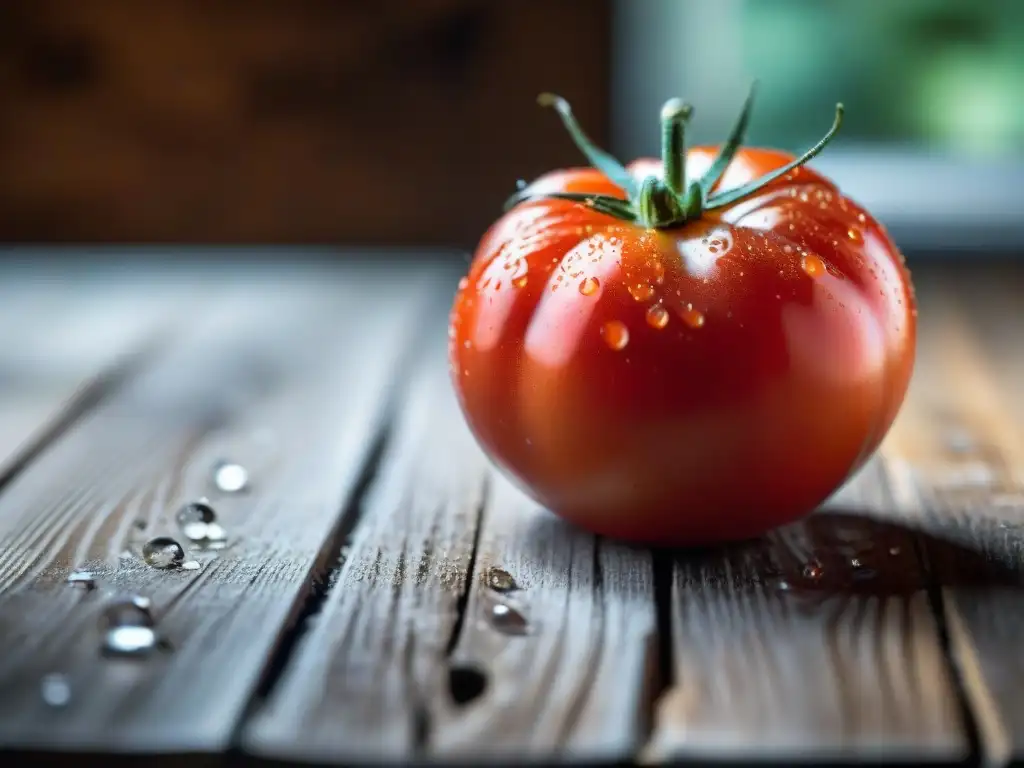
[447,86,917,547]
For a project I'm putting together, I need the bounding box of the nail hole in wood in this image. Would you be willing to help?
[448,664,487,705]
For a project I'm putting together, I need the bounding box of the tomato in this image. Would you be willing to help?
[448,89,916,546]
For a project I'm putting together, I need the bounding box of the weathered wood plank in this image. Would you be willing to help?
[0,262,185,477]
[243,337,489,762]
[431,479,657,761]
[244,327,658,763]
[644,458,968,763]
[0,260,442,754]
[880,267,1024,768]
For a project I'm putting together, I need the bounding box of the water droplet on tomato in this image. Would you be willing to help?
[579,276,600,296]
[798,191,810,203]
[681,307,705,329]
[601,321,629,351]
[458,277,469,290]
[857,212,867,223]
[847,228,863,243]
[627,282,654,302]
[783,244,793,254]
[652,261,665,284]
[645,304,669,329]
[510,259,529,288]
[801,254,826,278]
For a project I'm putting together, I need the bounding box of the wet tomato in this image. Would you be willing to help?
[448,88,916,546]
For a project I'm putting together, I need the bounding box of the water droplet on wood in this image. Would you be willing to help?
[142,537,185,569]
[490,602,529,635]
[177,502,227,548]
[486,568,517,592]
[213,462,249,493]
[40,673,71,707]
[100,597,158,657]
[66,571,96,590]
[103,626,158,657]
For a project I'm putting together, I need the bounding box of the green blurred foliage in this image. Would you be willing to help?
[740,0,1024,155]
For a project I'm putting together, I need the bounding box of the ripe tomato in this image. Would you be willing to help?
[448,89,916,546]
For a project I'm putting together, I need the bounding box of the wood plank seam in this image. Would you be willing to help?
[232,298,448,736]
[642,549,676,755]
[443,474,488,658]
[909,532,986,767]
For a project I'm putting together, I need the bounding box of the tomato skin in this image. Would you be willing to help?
[448,147,916,546]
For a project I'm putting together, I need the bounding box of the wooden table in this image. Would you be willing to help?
[0,251,1021,766]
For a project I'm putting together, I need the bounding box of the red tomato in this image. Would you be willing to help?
[448,89,916,546]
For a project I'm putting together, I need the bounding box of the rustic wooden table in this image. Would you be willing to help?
[0,251,1020,766]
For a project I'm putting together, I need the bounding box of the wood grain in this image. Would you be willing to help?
[644,457,967,763]
[243,337,489,762]
[0,260,442,754]
[0,260,186,478]
[430,481,656,762]
[244,329,658,763]
[880,267,1024,768]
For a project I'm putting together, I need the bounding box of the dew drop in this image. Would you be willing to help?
[142,537,185,569]
[801,254,826,278]
[490,602,529,635]
[681,307,705,329]
[103,625,158,657]
[212,462,248,494]
[177,501,215,528]
[66,570,96,590]
[646,304,670,330]
[101,597,154,631]
[601,321,629,351]
[40,673,72,707]
[627,282,655,302]
[579,276,600,296]
[510,259,529,288]
[486,567,517,592]
[847,227,863,244]
[176,502,227,548]
[802,560,824,580]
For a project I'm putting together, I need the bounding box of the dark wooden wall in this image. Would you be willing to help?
[0,0,611,247]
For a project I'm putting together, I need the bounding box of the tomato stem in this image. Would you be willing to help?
[699,82,758,198]
[660,98,691,197]
[537,93,638,198]
[705,103,844,210]
[507,90,845,230]
[637,177,683,228]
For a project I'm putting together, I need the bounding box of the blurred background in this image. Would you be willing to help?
[0,0,1021,255]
